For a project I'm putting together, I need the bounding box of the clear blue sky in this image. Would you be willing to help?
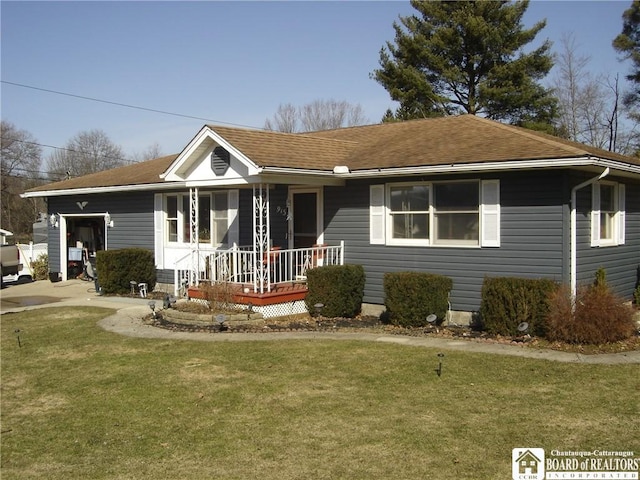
[0,1,633,163]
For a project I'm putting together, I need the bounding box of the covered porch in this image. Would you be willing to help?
[154,125,349,316]
[175,242,344,295]
[169,183,345,317]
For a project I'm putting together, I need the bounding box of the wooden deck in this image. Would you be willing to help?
[187,282,308,307]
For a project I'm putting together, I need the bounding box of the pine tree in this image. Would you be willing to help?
[613,0,640,108]
[372,0,557,128]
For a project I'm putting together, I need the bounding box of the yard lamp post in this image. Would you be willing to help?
[435,353,444,377]
[148,301,156,319]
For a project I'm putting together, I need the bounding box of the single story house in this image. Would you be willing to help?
[23,115,640,319]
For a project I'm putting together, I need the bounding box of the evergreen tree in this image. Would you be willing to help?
[372,0,556,128]
[613,0,640,108]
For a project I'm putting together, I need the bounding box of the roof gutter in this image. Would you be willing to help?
[21,182,189,199]
[344,157,640,178]
[570,166,609,299]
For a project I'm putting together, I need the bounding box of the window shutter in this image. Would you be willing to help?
[154,193,164,268]
[480,180,500,247]
[591,183,600,247]
[228,189,239,246]
[618,184,625,245]
[370,184,385,245]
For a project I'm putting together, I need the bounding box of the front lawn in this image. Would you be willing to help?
[1,307,638,479]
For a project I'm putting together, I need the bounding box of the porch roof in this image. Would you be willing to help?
[206,125,357,171]
[23,115,640,196]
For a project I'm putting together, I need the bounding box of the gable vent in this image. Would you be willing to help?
[211,146,230,175]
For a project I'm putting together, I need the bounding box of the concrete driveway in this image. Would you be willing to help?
[0,278,155,313]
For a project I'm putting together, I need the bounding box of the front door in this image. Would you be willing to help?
[289,188,322,248]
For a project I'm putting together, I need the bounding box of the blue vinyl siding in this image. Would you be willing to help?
[324,171,569,312]
[575,175,640,299]
[45,171,638,308]
[48,192,155,273]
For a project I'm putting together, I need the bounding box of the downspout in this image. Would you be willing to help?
[570,167,609,299]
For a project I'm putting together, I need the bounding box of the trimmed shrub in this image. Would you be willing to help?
[305,264,365,318]
[31,253,49,281]
[96,248,156,295]
[546,284,636,344]
[383,272,453,327]
[480,277,557,336]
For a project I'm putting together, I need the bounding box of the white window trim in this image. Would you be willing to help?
[370,179,500,248]
[432,180,481,247]
[480,179,500,247]
[165,194,180,244]
[385,181,431,247]
[162,190,239,247]
[591,181,625,247]
[370,184,386,245]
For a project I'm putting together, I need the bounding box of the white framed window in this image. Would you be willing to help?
[198,194,211,243]
[166,195,179,242]
[371,179,500,248]
[591,182,625,247]
[212,191,229,245]
[388,184,429,244]
[433,181,479,245]
[163,190,238,246]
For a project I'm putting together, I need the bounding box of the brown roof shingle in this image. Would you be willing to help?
[208,126,357,170]
[27,154,179,193]
[306,115,639,169]
[25,115,639,194]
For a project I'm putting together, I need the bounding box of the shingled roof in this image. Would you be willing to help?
[208,125,357,170]
[26,154,179,193]
[24,115,640,195]
[307,114,638,169]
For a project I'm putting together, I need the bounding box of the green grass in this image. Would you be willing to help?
[1,307,639,479]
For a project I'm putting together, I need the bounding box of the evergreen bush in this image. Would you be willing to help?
[383,272,453,327]
[479,277,557,336]
[305,264,365,318]
[31,253,49,281]
[96,248,156,295]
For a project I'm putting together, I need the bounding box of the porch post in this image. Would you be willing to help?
[189,187,199,286]
[253,183,270,293]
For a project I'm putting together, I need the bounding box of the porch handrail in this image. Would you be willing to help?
[173,249,215,297]
[176,242,345,297]
[205,242,345,293]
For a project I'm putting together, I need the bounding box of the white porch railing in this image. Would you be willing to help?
[174,242,345,297]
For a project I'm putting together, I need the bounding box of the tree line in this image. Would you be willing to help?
[3,0,640,240]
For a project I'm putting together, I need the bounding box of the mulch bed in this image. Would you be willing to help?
[143,307,640,355]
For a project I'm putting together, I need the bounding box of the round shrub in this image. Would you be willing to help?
[305,264,365,318]
[96,248,156,295]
